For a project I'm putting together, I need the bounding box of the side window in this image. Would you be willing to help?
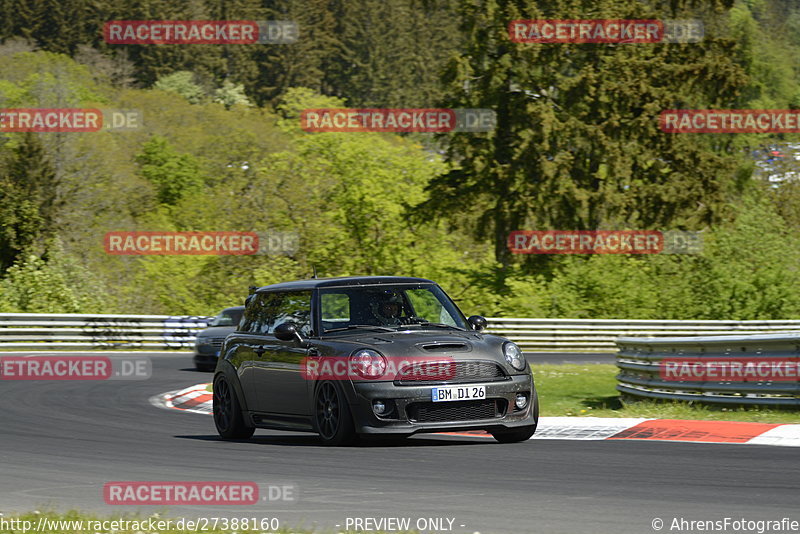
[240,294,272,334]
[241,291,312,335]
[321,292,350,329]
[270,291,313,336]
[406,289,456,326]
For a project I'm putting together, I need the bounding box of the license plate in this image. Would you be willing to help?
[432,385,486,402]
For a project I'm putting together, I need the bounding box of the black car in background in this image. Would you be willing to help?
[193,306,244,371]
[212,276,538,445]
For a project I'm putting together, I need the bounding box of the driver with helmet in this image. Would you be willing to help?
[369,291,406,326]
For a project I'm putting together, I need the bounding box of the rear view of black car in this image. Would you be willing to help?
[212,276,538,445]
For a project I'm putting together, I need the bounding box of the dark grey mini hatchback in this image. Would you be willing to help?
[213,276,538,445]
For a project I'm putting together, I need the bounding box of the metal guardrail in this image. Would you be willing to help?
[1,313,800,353]
[0,313,211,350]
[485,318,800,352]
[616,334,800,406]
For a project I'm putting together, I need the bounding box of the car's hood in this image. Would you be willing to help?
[322,329,510,361]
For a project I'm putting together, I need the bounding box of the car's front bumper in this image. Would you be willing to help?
[193,344,220,366]
[348,374,537,435]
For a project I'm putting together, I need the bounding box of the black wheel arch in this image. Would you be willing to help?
[214,359,251,416]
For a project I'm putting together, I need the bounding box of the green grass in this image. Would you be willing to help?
[532,363,800,424]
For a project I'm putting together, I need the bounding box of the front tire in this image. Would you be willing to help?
[213,374,254,440]
[314,381,357,446]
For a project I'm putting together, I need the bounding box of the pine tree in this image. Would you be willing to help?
[244,0,341,105]
[324,0,463,107]
[0,133,58,271]
[421,0,747,267]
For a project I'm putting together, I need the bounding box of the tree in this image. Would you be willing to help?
[324,0,463,107]
[153,71,205,104]
[213,79,253,108]
[422,0,747,268]
[245,0,341,105]
[135,136,204,206]
[0,240,108,313]
[0,133,58,271]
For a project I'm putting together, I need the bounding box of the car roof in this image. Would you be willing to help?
[254,276,436,293]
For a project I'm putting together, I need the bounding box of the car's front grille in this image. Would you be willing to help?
[208,337,225,348]
[394,360,507,385]
[406,399,506,423]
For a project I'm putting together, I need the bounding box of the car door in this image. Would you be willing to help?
[230,294,273,408]
[250,291,313,416]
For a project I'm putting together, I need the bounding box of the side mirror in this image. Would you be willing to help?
[275,322,303,343]
[467,315,487,332]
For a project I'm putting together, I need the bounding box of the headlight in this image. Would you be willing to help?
[503,342,527,371]
[194,337,204,347]
[349,349,387,379]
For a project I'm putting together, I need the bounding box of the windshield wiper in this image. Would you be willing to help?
[324,325,397,333]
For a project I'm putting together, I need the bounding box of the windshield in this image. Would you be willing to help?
[319,284,467,333]
[209,308,243,327]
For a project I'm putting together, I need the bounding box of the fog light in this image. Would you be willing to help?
[372,400,386,415]
[515,393,528,410]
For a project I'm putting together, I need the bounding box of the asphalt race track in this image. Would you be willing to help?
[1,353,798,534]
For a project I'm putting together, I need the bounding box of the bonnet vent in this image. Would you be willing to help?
[418,342,470,353]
